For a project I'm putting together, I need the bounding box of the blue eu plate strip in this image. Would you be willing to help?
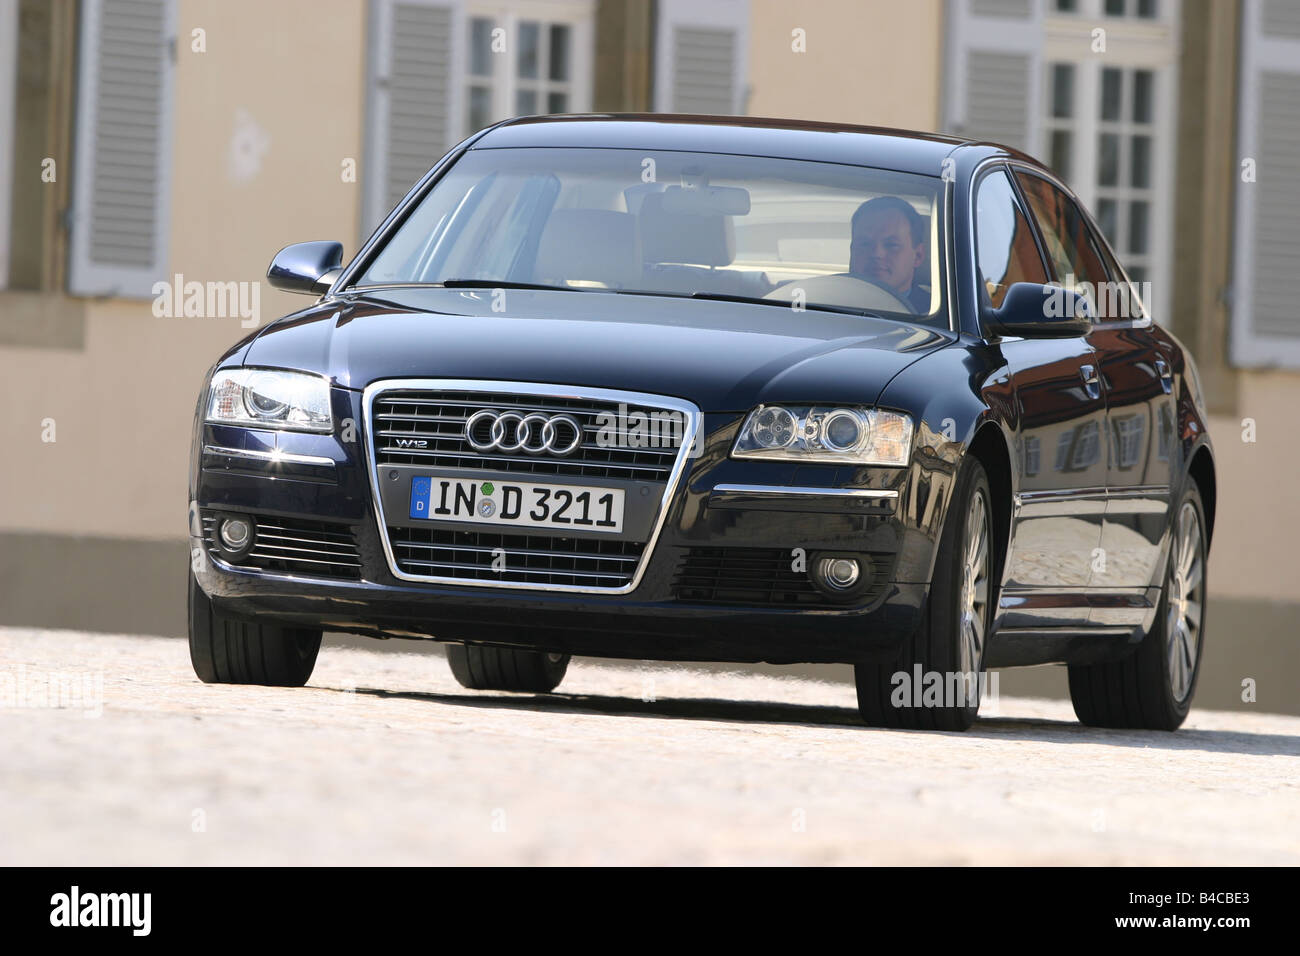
[409,476,432,519]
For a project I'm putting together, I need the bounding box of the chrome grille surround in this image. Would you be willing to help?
[363,379,702,593]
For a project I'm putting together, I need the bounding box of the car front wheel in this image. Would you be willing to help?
[188,574,322,686]
[446,643,570,693]
[855,457,993,731]
[1068,482,1208,730]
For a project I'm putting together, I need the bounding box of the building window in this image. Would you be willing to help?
[464,4,590,138]
[1113,414,1146,469]
[1093,66,1156,283]
[1039,0,1178,304]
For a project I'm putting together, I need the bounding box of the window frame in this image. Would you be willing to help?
[464,0,594,138]
[1039,0,1179,320]
[971,162,1053,317]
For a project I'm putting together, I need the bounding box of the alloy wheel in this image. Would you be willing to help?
[1166,501,1204,703]
[958,489,991,679]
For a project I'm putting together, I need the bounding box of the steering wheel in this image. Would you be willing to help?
[763,273,914,314]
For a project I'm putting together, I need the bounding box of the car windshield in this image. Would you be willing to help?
[354,147,948,327]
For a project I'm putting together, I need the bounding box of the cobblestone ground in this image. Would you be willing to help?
[1,628,1296,865]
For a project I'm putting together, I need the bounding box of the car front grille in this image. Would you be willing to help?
[372,389,683,481]
[674,547,891,607]
[202,512,362,580]
[389,525,644,588]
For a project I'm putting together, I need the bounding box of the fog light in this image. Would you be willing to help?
[809,552,872,600]
[818,556,860,589]
[218,516,254,557]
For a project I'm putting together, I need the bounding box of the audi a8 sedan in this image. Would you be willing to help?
[189,114,1215,731]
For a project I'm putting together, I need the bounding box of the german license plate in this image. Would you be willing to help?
[408,476,625,533]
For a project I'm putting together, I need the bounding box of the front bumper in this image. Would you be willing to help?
[190,387,939,665]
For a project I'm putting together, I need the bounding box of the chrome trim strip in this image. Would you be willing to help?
[1105,485,1170,498]
[202,445,337,469]
[1015,486,1109,504]
[362,379,702,594]
[712,484,898,500]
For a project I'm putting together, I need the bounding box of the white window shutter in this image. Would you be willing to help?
[363,0,465,235]
[67,0,175,299]
[1230,0,1300,367]
[944,0,1043,153]
[654,0,749,115]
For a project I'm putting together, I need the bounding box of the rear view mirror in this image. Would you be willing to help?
[984,282,1092,338]
[660,184,751,216]
[267,241,344,295]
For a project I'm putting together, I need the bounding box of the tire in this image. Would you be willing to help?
[446,643,570,693]
[1068,481,1208,731]
[855,457,994,731]
[188,574,321,686]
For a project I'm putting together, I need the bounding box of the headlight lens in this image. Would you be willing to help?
[206,368,333,432]
[732,405,913,465]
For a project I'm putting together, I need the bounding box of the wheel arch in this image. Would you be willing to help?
[967,421,1014,585]
[1187,442,1217,549]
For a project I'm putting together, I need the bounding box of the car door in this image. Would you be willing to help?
[1014,170,1171,599]
[974,167,1107,603]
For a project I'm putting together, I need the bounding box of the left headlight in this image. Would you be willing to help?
[206,367,333,433]
[732,405,913,466]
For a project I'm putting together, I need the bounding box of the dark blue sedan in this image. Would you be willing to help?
[188,114,1215,731]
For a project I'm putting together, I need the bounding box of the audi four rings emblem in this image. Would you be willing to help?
[465,409,583,456]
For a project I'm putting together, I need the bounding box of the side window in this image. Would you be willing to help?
[1014,172,1112,312]
[975,169,1048,309]
[1090,222,1148,321]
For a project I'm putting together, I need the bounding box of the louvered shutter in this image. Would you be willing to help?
[67,0,175,298]
[654,0,749,114]
[363,0,464,234]
[943,0,1042,153]
[0,0,15,290]
[1230,0,1300,367]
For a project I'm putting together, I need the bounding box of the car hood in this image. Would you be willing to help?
[242,287,950,411]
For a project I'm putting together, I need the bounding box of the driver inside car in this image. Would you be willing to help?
[848,196,930,314]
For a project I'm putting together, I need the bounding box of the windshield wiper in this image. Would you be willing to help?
[680,289,886,319]
[438,279,585,293]
[547,285,891,319]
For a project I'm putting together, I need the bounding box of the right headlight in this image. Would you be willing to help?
[206,367,333,433]
[732,405,914,466]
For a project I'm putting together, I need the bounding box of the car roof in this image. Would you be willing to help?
[470,113,1044,177]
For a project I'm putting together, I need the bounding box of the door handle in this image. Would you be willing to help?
[1155,357,1173,394]
[1079,363,1102,400]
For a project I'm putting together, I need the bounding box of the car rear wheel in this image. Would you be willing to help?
[446,643,570,693]
[1068,482,1207,731]
[855,457,993,731]
[188,574,322,686]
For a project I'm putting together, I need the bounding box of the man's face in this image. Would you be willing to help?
[849,208,925,294]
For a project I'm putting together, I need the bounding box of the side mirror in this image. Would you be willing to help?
[267,241,344,295]
[983,281,1092,338]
